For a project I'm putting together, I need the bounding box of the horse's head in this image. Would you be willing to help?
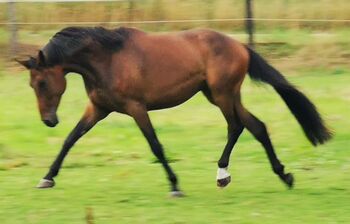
[17,51,66,127]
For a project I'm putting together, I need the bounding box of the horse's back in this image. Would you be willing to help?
[130,27,248,74]
[179,28,249,94]
[111,28,249,110]
[111,28,207,110]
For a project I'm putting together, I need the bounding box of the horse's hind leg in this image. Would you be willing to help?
[203,88,244,187]
[235,104,294,188]
[216,97,244,187]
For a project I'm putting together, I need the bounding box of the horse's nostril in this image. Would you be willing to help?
[43,119,58,127]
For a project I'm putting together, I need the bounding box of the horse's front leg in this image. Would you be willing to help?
[37,103,108,188]
[126,102,183,197]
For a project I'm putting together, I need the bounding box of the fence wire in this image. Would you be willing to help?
[1,18,350,25]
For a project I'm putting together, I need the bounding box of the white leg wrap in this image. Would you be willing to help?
[216,167,230,180]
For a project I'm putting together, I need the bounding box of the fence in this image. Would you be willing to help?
[2,0,350,57]
[3,0,256,56]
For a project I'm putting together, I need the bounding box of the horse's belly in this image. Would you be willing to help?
[145,73,205,110]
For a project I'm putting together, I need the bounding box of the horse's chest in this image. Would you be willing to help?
[88,89,118,110]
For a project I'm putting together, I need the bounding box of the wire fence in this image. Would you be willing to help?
[2,18,350,25]
[2,0,350,57]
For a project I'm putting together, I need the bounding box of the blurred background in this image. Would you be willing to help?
[0,1,349,223]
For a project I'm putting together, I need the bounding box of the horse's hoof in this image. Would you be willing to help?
[36,179,55,188]
[283,173,294,189]
[217,176,231,188]
[169,191,184,198]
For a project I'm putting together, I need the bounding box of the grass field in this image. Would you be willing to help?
[1,0,350,222]
[1,58,349,223]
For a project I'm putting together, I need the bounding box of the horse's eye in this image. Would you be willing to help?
[38,80,47,90]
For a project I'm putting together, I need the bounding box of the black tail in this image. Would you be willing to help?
[246,47,332,146]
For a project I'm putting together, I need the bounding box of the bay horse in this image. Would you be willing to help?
[17,27,331,196]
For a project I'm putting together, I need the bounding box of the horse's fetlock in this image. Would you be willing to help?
[168,175,177,184]
[273,164,285,175]
[218,161,228,168]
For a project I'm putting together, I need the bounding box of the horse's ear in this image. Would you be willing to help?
[15,57,36,69]
[38,50,46,67]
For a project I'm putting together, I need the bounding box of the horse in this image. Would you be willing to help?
[17,26,332,196]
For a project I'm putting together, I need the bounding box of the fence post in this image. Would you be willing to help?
[8,2,18,58]
[245,0,254,48]
[128,0,134,22]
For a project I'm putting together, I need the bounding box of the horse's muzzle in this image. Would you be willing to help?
[42,116,59,128]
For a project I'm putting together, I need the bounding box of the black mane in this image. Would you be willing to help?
[42,26,127,66]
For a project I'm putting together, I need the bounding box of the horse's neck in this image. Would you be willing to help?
[63,62,101,90]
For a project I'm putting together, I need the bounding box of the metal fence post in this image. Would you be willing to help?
[245,0,254,48]
[8,1,18,58]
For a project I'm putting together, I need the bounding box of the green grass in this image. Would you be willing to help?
[0,65,349,223]
[1,2,349,221]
